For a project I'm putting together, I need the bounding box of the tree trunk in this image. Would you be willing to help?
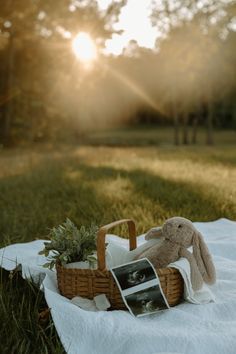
[206,100,214,145]
[0,47,8,143]
[172,99,180,145]
[182,112,189,145]
[191,115,198,144]
[1,34,15,145]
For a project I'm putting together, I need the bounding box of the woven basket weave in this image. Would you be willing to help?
[56,219,184,309]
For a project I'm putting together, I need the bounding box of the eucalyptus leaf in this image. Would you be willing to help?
[38,219,98,269]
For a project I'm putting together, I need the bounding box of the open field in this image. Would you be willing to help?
[0,128,236,353]
[83,126,236,147]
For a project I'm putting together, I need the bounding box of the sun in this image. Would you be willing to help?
[72,32,97,63]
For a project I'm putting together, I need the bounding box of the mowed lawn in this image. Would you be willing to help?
[0,128,236,353]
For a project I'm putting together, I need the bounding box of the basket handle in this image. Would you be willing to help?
[97,219,136,271]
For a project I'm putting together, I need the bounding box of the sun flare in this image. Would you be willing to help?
[72,32,97,63]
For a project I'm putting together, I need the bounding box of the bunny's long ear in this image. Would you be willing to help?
[192,231,216,285]
[145,227,163,240]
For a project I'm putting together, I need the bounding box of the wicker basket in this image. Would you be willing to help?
[56,219,184,309]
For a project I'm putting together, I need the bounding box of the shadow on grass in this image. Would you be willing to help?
[0,157,113,244]
[0,157,234,245]
[76,164,235,222]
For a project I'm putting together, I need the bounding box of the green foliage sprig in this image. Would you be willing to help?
[38,219,98,270]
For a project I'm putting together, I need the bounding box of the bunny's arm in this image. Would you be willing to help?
[145,227,163,240]
[179,248,203,291]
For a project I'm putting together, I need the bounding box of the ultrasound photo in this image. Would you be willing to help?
[124,285,169,317]
[111,258,156,290]
[110,258,169,317]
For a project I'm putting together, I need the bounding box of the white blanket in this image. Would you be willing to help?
[1,218,236,354]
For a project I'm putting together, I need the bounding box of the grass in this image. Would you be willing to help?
[0,127,236,353]
[0,269,63,354]
[82,126,236,146]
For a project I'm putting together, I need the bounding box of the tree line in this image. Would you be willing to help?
[0,0,235,146]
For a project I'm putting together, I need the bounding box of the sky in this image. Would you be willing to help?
[98,0,157,55]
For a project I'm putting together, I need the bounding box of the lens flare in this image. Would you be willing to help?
[72,32,97,63]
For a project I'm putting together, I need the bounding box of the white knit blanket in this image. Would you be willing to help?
[1,218,236,354]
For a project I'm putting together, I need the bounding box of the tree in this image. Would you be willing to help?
[0,0,126,144]
[150,0,236,144]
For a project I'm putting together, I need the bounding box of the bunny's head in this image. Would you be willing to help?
[162,216,196,248]
[145,217,196,246]
[146,216,216,285]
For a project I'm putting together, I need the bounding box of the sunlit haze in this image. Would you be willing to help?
[1,0,233,135]
[72,32,97,63]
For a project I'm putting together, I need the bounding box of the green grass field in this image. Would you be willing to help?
[0,128,236,353]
